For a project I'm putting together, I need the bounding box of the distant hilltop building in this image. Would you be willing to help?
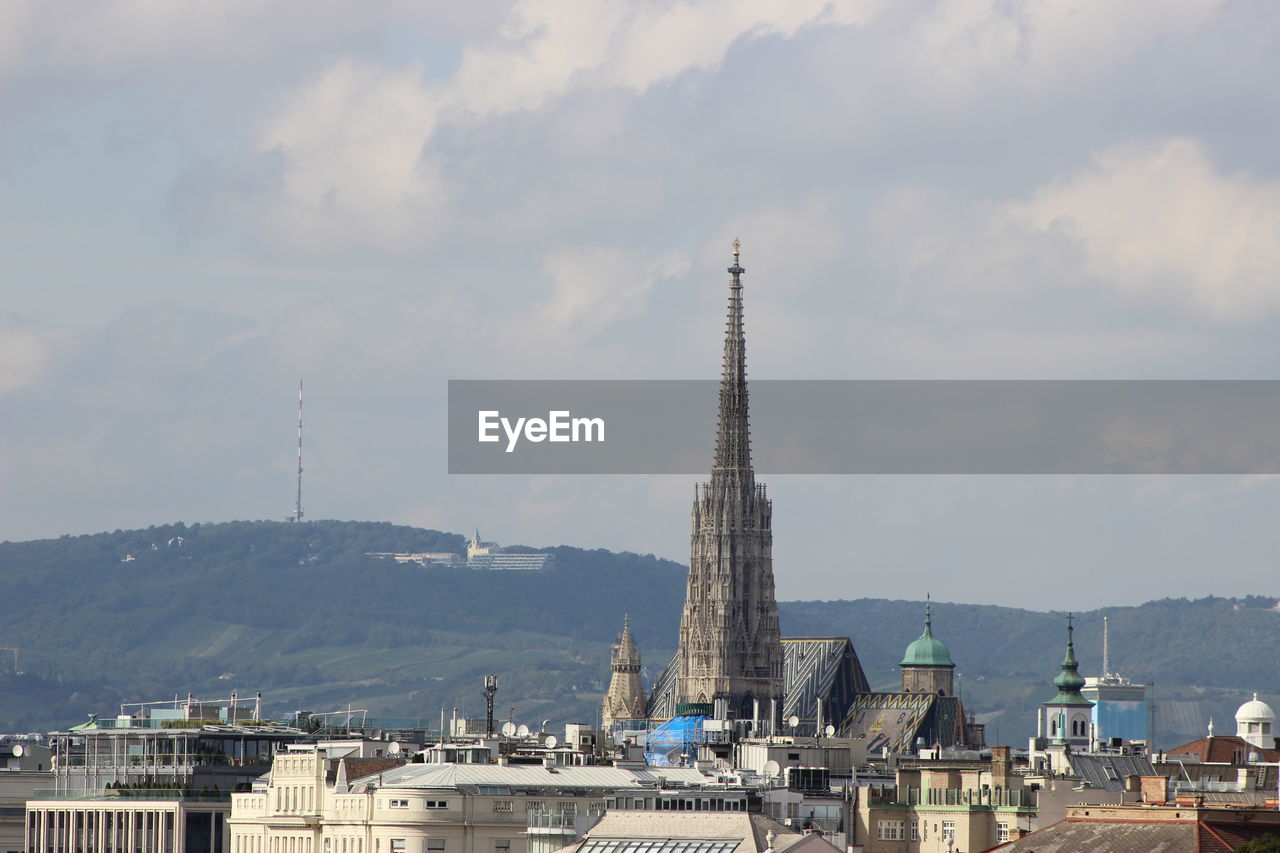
[367,530,553,571]
[464,530,555,571]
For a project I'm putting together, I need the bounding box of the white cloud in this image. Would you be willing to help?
[904,0,1223,99]
[256,59,445,251]
[539,246,690,335]
[1007,138,1280,321]
[451,0,881,115]
[0,328,52,395]
[0,1,506,84]
[236,0,885,251]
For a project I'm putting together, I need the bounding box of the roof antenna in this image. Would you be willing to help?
[290,379,304,523]
[1102,615,1110,679]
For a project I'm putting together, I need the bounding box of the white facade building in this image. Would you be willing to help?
[25,795,231,853]
[229,752,710,853]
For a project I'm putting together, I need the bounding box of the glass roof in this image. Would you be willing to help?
[578,840,740,853]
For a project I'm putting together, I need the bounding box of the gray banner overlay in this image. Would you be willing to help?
[448,380,1280,474]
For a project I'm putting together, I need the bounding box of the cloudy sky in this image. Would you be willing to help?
[2,0,1279,610]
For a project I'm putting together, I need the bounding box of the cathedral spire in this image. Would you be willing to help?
[672,240,782,722]
[714,239,753,480]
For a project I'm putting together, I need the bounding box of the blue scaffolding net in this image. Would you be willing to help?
[644,715,706,766]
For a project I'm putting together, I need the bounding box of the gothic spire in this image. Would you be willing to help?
[670,239,782,721]
[713,238,753,481]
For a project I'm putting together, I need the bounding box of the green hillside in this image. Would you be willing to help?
[0,520,1275,750]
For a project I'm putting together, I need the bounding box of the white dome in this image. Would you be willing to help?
[1235,693,1276,723]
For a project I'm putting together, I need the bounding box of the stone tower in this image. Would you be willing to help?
[602,614,646,730]
[900,600,956,696]
[674,240,783,722]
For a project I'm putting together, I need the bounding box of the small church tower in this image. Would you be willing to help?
[602,614,646,731]
[1041,615,1093,749]
[900,599,956,696]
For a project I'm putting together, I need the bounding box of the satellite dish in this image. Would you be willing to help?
[387,742,402,755]
[12,744,24,757]
[787,715,800,729]
[824,725,836,737]
[517,725,530,738]
[763,759,781,778]
[501,722,517,737]
[544,735,558,749]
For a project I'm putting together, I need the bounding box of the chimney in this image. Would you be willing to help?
[1140,776,1168,804]
[991,746,1011,787]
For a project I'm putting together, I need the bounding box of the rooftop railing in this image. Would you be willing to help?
[866,785,1035,809]
[527,810,579,830]
[30,790,232,803]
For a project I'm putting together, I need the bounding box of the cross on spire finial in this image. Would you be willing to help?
[728,239,745,278]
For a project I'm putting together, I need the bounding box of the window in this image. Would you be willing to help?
[910,820,919,841]
[427,842,445,852]
[493,802,513,813]
[495,843,510,853]
[390,841,405,853]
[876,821,904,841]
[997,822,1009,843]
[424,801,448,810]
[526,802,545,813]
[942,821,955,843]
[389,801,409,810]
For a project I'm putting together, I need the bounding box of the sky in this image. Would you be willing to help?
[2,0,1280,611]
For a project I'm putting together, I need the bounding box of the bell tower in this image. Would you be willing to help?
[602,614,646,730]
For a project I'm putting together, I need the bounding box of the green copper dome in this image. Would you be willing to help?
[1047,616,1093,706]
[901,604,955,668]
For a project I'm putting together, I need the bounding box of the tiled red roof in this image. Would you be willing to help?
[1166,735,1280,764]
[1200,820,1280,852]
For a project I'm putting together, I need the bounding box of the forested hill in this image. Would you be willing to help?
[0,520,1276,747]
[0,520,687,731]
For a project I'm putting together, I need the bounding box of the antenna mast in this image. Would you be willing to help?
[293,379,304,523]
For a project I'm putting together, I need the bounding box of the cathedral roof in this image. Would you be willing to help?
[901,602,954,668]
